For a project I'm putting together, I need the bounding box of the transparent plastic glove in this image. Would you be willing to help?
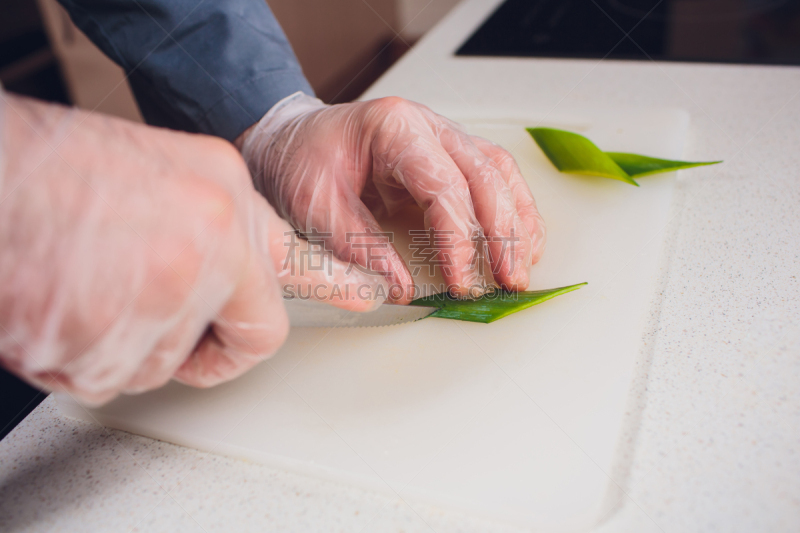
[0,94,384,406]
[239,93,546,304]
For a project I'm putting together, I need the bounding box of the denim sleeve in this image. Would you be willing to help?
[57,0,315,141]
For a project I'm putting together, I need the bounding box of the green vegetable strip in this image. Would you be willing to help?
[527,128,637,186]
[409,283,587,324]
[527,127,721,185]
[605,152,722,179]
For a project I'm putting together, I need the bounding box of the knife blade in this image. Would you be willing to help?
[283,298,438,328]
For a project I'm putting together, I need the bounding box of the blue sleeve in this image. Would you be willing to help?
[57,0,315,141]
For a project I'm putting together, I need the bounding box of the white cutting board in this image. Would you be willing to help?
[59,107,688,532]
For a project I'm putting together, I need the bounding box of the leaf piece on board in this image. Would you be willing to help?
[409,283,587,324]
[527,127,721,185]
[605,152,722,178]
[526,128,637,185]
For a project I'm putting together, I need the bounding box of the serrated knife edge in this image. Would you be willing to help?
[284,298,438,328]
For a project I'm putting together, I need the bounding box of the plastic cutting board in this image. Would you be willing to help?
[59,106,688,532]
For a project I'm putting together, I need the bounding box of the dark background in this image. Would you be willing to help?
[458,0,800,65]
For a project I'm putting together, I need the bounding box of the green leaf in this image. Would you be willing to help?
[527,127,721,186]
[605,152,722,178]
[409,283,587,324]
[527,128,637,186]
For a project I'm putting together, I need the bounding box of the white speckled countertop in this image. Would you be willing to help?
[2,0,799,531]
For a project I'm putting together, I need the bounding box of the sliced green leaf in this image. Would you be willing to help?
[409,283,587,324]
[605,152,722,178]
[527,128,637,185]
[527,127,721,186]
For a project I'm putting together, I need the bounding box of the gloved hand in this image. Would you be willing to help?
[239,93,546,303]
[0,93,385,405]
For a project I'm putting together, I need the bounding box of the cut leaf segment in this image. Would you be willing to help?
[527,127,721,185]
[605,152,721,179]
[527,128,636,185]
[409,283,587,324]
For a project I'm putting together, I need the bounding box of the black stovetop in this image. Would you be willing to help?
[456,0,800,66]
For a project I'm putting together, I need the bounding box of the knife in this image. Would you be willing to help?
[284,298,438,328]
